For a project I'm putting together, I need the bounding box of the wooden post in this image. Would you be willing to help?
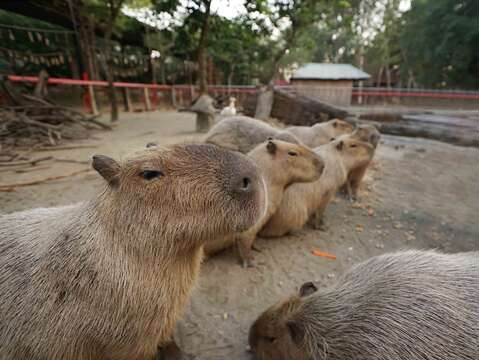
[88,84,99,115]
[190,85,196,102]
[123,88,132,112]
[171,86,177,108]
[144,87,152,111]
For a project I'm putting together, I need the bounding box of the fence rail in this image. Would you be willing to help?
[4,76,479,113]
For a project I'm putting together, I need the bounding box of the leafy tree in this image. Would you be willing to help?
[400,0,479,89]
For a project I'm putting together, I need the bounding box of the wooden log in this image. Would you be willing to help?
[359,118,479,148]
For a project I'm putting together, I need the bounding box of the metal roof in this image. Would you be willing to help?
[291,63,370,80]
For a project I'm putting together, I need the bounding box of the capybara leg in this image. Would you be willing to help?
[237,235,256,268]
[156,340,186,360]
[345,180,356,202]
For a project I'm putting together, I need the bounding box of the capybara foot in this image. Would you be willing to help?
[252,244,262,252]
[242,258,256,268]
[156,340,186,360]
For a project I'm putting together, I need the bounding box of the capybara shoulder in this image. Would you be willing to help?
[250,250,479,360]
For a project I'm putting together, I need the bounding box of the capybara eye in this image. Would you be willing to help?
[288,150,298,156]
[267,337,277,343]
[139,170,164,180]
[330,137,336,141]
[350,144,358,148]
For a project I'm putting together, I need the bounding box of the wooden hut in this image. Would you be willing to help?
[290,63,370,107]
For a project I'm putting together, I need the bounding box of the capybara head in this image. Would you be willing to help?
[92,143,265,250]
[315,119,354,137]
[351,124,381,148]
[333,137,374,171]
[258,139,324,185]
[249,282,318,360]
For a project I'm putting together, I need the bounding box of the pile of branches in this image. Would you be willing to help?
[0,71,110,158]
[0,105,109,149]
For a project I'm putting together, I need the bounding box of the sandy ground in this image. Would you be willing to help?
[1,111,479,359]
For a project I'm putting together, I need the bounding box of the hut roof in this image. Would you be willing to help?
[291,63,370,81]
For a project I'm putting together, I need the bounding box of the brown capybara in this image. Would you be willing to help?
[249,250,479,360]
[0,144,265,360]
[339,124,380,201]
[204,139,324,267]
[204,115,301,153]
[287,119,354,147]
[259,137,374,237]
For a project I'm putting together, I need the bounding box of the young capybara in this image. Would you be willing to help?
[204,139,324,267]
[0,143,266,360]
[249,250,479,360]
[340,124,381,201]
[204,115,301,153]
[287,119,354,147]
[259,137,374,237]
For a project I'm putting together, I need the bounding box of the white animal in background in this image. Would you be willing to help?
[220,97,237,116]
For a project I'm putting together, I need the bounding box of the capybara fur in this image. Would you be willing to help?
[249,249,479,360]
[259,137,374,238]
[204,115,301,153]
[0,143,265,360]
[287,119,354,147]
[204,139,324,267]
[340,124,381,200]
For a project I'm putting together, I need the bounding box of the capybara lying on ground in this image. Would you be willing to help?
[0,143,265,360]
[204,115,301,153]
[249,249,479,360]
[260,137,374,237]
[204,139,324,267]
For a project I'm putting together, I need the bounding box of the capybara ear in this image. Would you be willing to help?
[266,140,277,154]
[299,281,319,297]
[92,155,121,187]
[146,142,158,148]
[287,321,305,345]
[336,140,344,151]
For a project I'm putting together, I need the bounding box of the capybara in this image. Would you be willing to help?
[287,119,354,147]
[0,143,265,360]
[249,250,479,360]
[259,137,374,237]
[340,124,381,201]
[204,139,324,267]
[204,115,301,153]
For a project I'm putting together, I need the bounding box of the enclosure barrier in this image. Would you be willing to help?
[6,76,479,113]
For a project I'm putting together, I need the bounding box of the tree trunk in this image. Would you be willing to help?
[254,86,274,120]
[197,0,212,94]
[102,0,124,123]
[377,66,384,87]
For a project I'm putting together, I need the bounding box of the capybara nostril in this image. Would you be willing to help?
[241,177,252,192]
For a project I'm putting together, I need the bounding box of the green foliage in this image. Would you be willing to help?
[400,0,479,88]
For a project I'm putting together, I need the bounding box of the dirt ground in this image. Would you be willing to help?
[1,111,479,359]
